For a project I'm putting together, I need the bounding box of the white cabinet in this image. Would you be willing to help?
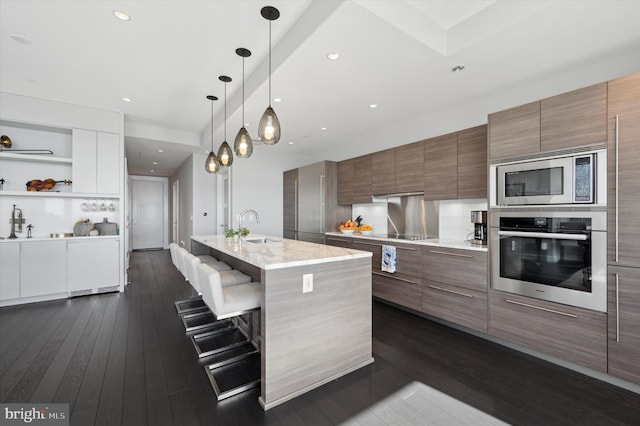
[72,129,120,194]
[0,243,21,300]
[67,239,120,292]
[20,240,67,298]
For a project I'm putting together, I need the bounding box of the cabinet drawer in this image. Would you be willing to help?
[489,291,606,372]
[325,236,352,248]
[422,248,487,291]
[355,240,421,278]
[422,280,487,333]
[372,272,421,312]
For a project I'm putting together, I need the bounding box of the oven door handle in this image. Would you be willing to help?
[498,230,587,241]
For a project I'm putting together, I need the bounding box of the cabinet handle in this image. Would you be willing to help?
[498,230,587,241]
[326,238,348,243]
[615,273,620,342]
[428,249,473,258]
[355,242,382,248]
[505,299,577,318]
[372,271,417,284]
[397,246,418,252]
[428,285,473,298]
[615,114,619,263]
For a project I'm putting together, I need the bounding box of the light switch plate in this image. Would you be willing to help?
[303,273,313,293]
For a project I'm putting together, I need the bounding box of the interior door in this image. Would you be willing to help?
[172,179,179,244]
[131,179,165,250]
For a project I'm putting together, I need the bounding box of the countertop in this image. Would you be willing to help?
[192,234,372,270]
[324,232,488,252]
[0,235,120,243]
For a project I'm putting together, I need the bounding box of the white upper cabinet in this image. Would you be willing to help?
[72,129,120,195]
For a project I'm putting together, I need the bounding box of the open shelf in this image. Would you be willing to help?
[0,191,119,199]
[0,152,72,164]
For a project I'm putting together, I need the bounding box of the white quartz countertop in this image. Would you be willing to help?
[0,235,120,243]
[324,232,488,252]
[191,234,372,270]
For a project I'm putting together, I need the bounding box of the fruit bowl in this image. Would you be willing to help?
[340,229,355,234]
[360,230,373,235]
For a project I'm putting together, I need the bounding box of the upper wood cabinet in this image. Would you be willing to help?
[457,125,488,199]
[283,169,298,231]
[371,148,396,195]
[395,141,424,194]
[352,154,372,204]
[424,132,457,200]
[607,72,640,267]
[541,83,607,152]
[488,101,540,162]
[337,158,354,205]
[489,84,607,163]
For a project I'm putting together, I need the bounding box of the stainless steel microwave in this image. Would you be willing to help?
[495,150,606,206]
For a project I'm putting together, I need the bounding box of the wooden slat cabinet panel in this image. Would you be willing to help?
[488,101,540,162]
[372,272,422,312]
[325,236,352,248]
[541,83,607,152]
[457,125,488,199]
[422,281,487,333]
[353,240,381,271]
[371,149,395,195]
[607,73,640,267]
[352,154,373,204]
[424,132,457,200]
[422,247,487,292]
[395,141,424,194]
[394,243,422,279]
[337,158,354,205]
[488,291,607,372]
[608,265,640,384]
[283,169,297,231]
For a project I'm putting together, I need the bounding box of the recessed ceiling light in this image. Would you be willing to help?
[10,34,32,45]
[369,104,378,109]
[327,52,341,60]
[157,149,164,153]
[320,127,327,131]
[451,65,465,73]
[122,97,131,102]
[273,98,282,103]
[288,141,295,145]
[153,162,158,165]
[113,10,131,21]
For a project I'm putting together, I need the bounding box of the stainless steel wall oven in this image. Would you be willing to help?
[490,209,607,312]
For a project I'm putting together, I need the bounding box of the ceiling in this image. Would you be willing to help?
[1,0,640,177]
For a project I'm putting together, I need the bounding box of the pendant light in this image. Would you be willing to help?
[217,75,233,167]
[234,47,253,158]
[205,95,220,174]
[258,6,281,145]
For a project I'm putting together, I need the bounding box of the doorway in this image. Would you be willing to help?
[130,176,168,250]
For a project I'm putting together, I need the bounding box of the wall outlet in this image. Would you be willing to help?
[303,273,313,293]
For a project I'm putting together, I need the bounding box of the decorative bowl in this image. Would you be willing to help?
[360,230,373,235]
[340,229,355,234]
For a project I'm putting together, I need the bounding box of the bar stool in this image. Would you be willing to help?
[178,252,252,330]
[169,243,179,270]
[197,262,261,401]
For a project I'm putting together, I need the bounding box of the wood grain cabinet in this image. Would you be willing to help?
[488,291,607,372]
[541,83,607,152]
[395,141,424,194]
[422,247,488,332]
[457,125,488,199]
[283,169,297,233]
[337,158,354,205]
[352,154,373,204]
[607,72,640,267]
[325,235,352,248]
[424,132,457,200]
[607,266,640,384]
[488,101,540,162]
[372,272,422,312]
[371,149,396,195]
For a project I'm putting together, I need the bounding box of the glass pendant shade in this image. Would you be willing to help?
[217,141,233,167]
[205,151,219,173]
[258,106,281,145]
[234,127,253,158]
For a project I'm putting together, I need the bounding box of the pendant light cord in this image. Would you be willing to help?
[268,19,272,107]
[242,56,245,124]
[210,101,214,152]
[224,81,227,140]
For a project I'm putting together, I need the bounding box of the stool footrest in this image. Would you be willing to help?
[192,327,248,359]
[205,353,261,401]
[174,297,208,315]
[181,311,229,334]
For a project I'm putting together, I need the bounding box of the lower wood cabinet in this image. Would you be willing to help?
[422,247,487,292]
[325,235,352,248]
[607,265,640,384]
[489,291,607,372]
[372,271,422,312]
[422,280,487,333]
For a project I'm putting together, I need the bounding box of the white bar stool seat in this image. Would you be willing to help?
[198,263,261,320]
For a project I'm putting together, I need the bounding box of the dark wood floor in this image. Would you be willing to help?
[1,250,639,425]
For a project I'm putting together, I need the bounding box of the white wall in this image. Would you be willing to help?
[191,152,217,236]
[172,154,194,250]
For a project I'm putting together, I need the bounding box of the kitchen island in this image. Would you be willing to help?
[191,235,373,410]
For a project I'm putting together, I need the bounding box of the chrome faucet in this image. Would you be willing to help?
[239,209,260,229]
